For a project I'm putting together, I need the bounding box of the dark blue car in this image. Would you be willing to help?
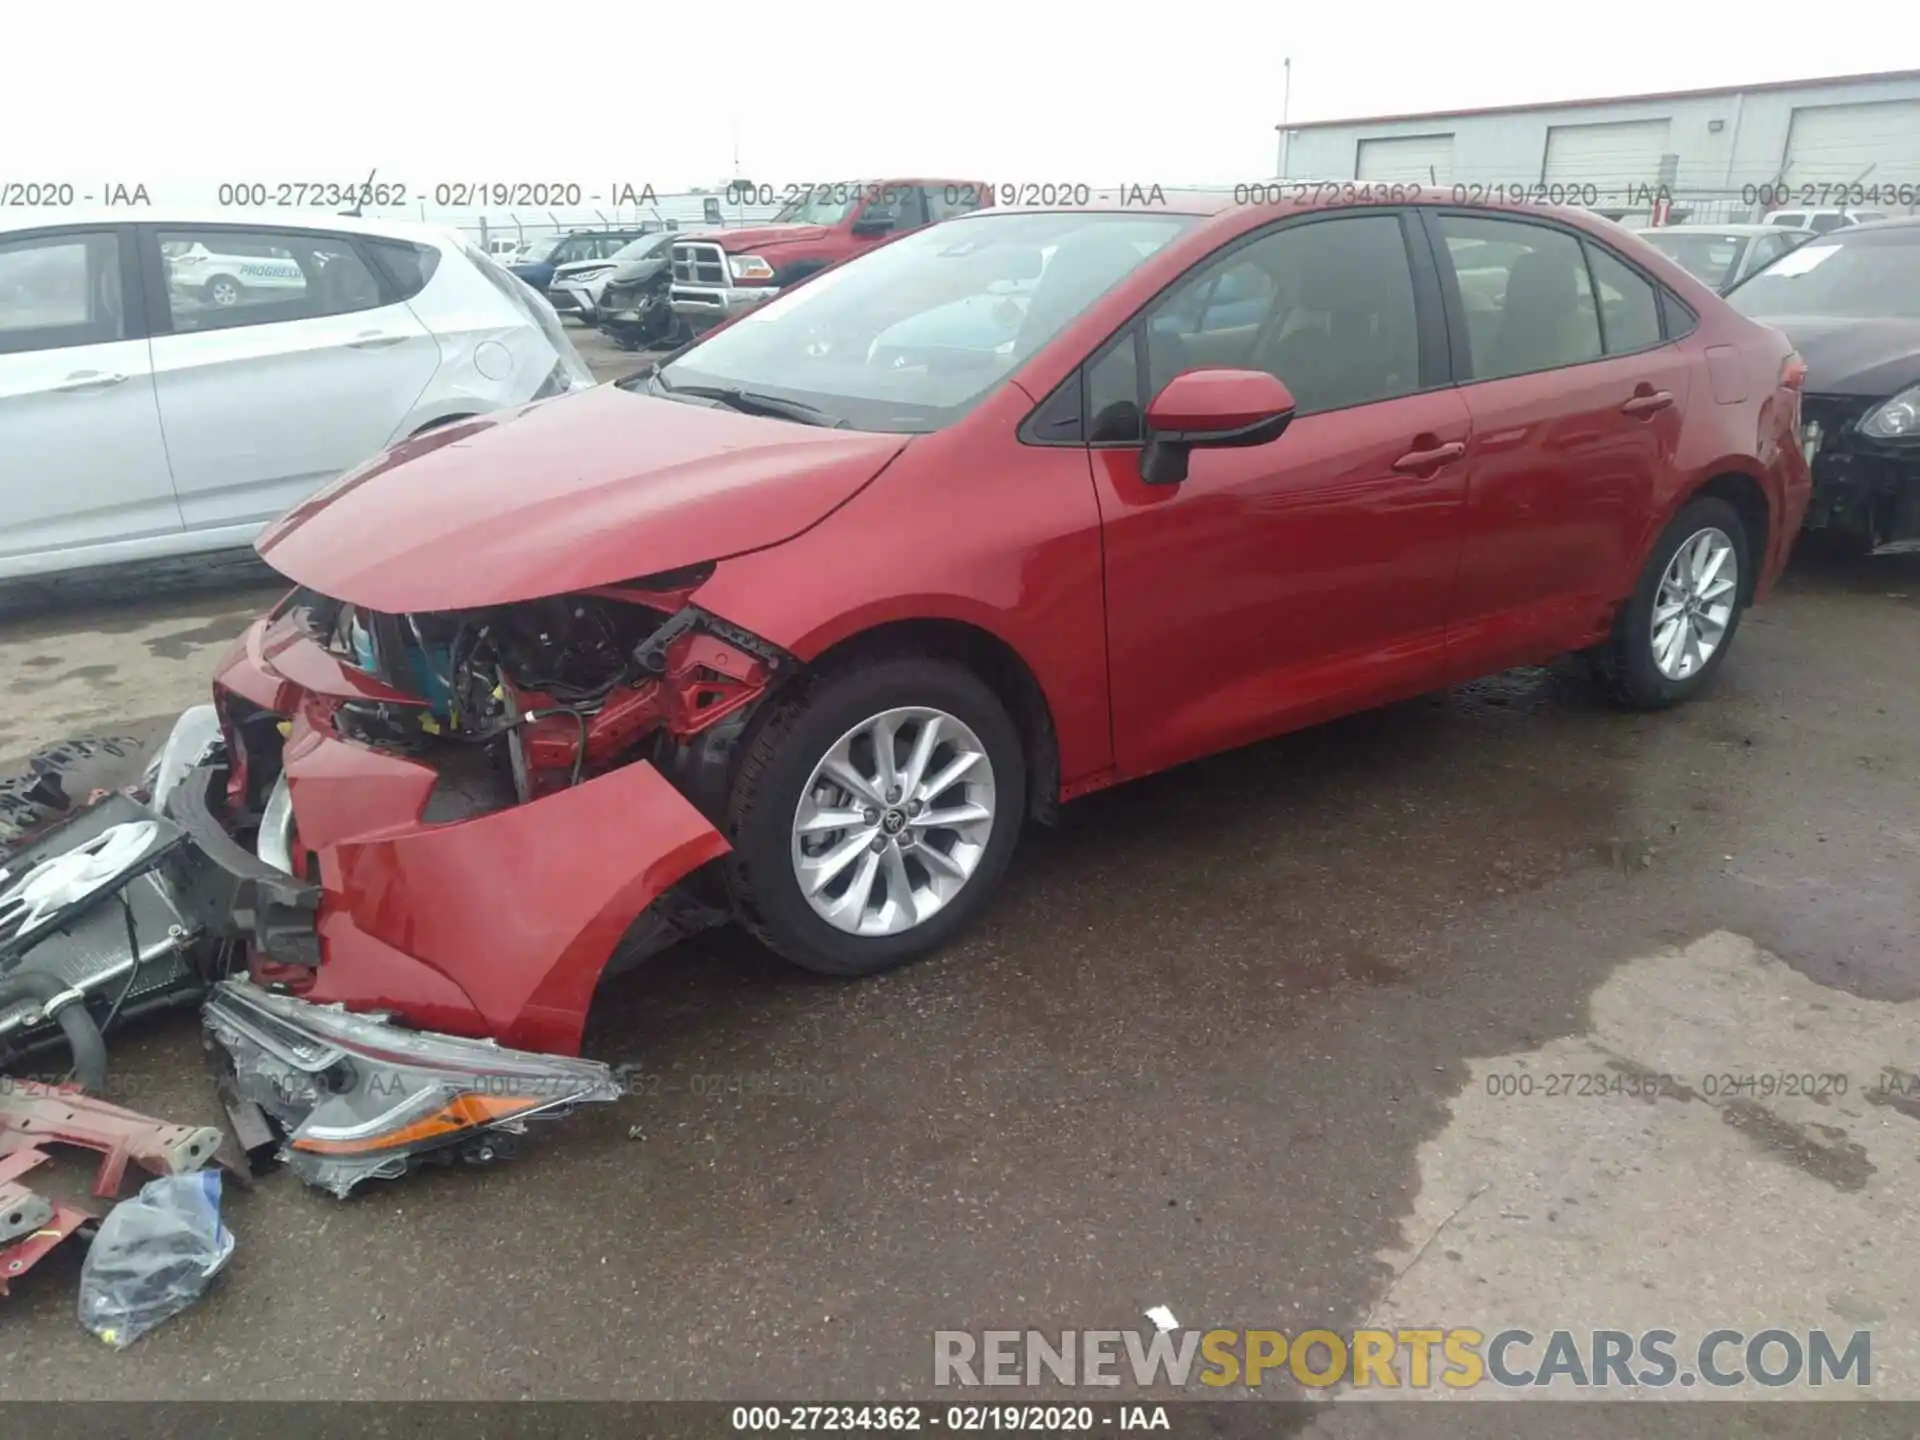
[508,231,650,294]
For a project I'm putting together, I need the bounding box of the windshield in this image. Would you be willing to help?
[1639,232,1745,286]
[609,233,671,263]
[647,210,1195,433]
[1728,227,1920,320]
[770,187,866,226]
[516,235,565,264]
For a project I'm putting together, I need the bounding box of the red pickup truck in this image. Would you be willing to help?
[669,179,990,330]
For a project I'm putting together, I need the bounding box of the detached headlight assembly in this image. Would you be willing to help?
[204,980,625,1197]
[1860,384,1920,440]
[728,253,775,282]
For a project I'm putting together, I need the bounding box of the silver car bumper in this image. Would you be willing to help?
[669,283,780,321]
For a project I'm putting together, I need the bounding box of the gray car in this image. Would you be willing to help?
[1635,224,1813,294]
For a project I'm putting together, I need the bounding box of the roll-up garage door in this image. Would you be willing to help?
[1356,134,1454,186]
[1782,100,1920,190]
[1542,119,1672,196]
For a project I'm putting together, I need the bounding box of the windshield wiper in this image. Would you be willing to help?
[660,381,851,428]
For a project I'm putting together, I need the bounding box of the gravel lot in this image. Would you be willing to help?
[1,340,1915,1419]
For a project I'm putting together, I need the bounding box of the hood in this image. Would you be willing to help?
[608,256,668,284]
[691,223,830,253]
[256,385,908,612]
[551,257,614,280]
[1753,315,1920,398]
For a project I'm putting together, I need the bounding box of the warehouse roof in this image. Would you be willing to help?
[1278,68,1920,133]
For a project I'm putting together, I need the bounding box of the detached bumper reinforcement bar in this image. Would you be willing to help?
[162,764,321,968]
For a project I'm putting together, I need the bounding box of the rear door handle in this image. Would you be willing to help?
[52,370,129,393]
[347,331,407,349]
[1391,441,1466,473]
[1621,390,1674,417]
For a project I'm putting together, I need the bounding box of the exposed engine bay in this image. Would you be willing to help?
[271,571,795,822]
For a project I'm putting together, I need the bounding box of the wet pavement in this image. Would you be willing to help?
[0,497,1915,1406]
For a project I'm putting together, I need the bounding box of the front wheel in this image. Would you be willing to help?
[723,658,1026,976]
[1591,496,1749,709]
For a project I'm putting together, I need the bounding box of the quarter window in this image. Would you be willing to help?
[158,228,387,333]
[1437,215,1602,380]
[0,231,126,354]
[1583,242,1662,354]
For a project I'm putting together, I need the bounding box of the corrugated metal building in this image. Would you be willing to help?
[1277,70,1920,224]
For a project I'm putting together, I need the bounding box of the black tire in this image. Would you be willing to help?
[723,657,1026,976]
[204,275,241,307]
[1591,496,1750,710]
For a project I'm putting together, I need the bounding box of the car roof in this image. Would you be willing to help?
[1641,223,1800,236]
[1833,214,1920,233]
[0,207,463,245]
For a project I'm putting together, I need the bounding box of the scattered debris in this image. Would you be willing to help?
[0,737,142,850]
[204,980,625,1198]
[0,1081,231,1297]
[1145,1305,1179,1332]
[78,1171,235,1348]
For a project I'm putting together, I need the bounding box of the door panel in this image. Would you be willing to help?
[1096,389,1472,778]
[0,227,179,569]
[1428,212,1693,681]
[1445,352,1690,678]
[0,340,179,566]
[1088,210,1467,779]
[147,226,438,530]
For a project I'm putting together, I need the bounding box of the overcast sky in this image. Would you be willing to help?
[4,2,1915,203]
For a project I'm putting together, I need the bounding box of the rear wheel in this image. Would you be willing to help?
[723,658,1026,976]
[1591,496,1748,709]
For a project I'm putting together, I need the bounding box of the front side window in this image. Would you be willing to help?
[771,187,866,226]
[925,185,985,222]
[648,209,1194,433]
[159,228,385,332]
[0,230,125,354]
[1438,214,1602,381]
[1087,213,1422,443]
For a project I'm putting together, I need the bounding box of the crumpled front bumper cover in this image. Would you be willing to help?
[202,979,624,1198]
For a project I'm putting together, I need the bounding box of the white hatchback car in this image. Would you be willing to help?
[0,212,595,581]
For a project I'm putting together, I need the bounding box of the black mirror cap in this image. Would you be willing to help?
[852,216,896,236]
[1138,411,1294,486]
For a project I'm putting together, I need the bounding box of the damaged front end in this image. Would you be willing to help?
[135,572,796,1185]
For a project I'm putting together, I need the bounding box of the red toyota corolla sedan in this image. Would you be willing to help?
[177,190,1811,1060]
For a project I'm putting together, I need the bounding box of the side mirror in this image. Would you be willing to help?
[852,212,897,236]
[1139,369,1296,485]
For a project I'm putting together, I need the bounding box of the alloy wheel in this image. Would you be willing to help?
[789,706,996,936]
[1651,526,1739,681]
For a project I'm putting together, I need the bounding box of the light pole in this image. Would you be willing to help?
[1274,58,1293,179]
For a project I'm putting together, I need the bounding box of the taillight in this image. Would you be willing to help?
[1780,352,1808,391]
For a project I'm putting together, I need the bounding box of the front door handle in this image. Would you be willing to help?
[52,370,129,393]
[1391,440,1465,473]
[347,331,407,349]
[1621,390,1674,417]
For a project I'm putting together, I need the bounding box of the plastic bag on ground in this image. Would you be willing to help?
[77,1170,235,1348]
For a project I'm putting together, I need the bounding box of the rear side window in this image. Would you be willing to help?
[158,228,387,333]
[0,230,126,355]
[1437,214,1602,381]
[364,239,441,302]
[1582,243,1662,354]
